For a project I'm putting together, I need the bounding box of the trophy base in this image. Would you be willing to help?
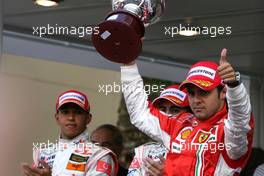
[92,10,145,64]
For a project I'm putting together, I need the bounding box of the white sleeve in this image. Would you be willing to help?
[224,83,252,160]
[121,63,171,149]
[86,152,117,176]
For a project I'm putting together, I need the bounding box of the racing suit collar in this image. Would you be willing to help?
[58,128,89,145]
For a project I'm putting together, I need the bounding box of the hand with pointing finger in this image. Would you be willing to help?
[217,48,240,87]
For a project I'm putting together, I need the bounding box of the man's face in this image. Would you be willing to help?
[91,128,121,158]
[156,99,186,117]
[186,85,225,120]
[55,103,91,139]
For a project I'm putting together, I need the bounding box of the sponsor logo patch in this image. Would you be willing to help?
[59,92,85,105]
[181,129,192,140]
[188,66,216,80]
[192,131,211,144]
[69,153,89,163]
[66,162,85,172]
[161,88,187,101]
[129,158,141,169]
[96,160,112,175]
[191,126,218,144]
[192,80,213,87]
[176,127,193,142]
[171,142,182,154]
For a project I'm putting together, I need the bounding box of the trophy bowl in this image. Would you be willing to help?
[92,0,165,64]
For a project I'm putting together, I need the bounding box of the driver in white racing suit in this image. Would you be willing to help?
[22,90,118,176]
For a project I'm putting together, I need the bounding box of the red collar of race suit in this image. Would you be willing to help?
[165,102,228,127]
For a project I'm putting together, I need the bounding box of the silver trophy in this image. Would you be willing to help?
[92,0,165,63]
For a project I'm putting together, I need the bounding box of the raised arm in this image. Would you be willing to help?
[217,48,254,160]
[121,63,172,149]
